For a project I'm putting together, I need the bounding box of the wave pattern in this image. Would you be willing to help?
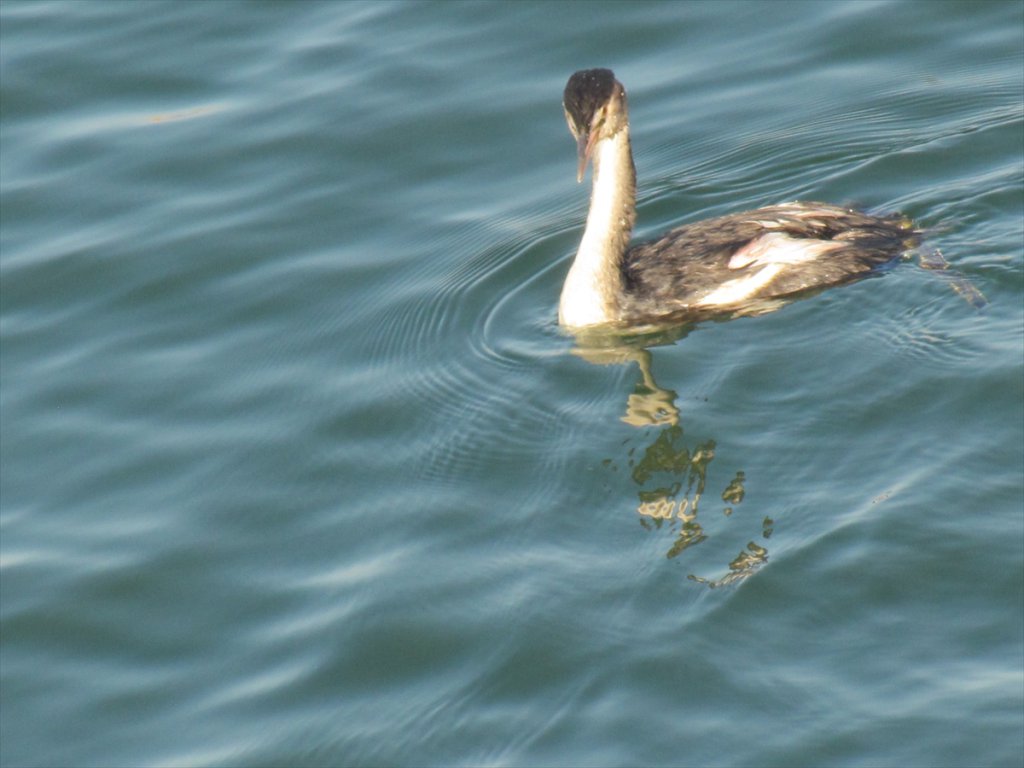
[359,215,594,492]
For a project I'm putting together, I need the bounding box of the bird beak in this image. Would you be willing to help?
[576,129,598,183]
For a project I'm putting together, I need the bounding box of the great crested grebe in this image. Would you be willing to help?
[559,68,919,329]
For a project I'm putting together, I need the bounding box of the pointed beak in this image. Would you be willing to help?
[575,129,597,183]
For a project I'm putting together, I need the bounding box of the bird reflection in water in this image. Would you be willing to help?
[580,332,774,588]
[570,241,985,588]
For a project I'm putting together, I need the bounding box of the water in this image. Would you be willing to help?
[1,1,1021,766]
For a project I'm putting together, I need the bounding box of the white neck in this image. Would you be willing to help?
[559,129,636,328]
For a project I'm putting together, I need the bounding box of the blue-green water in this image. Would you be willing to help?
[2,1,1022,766]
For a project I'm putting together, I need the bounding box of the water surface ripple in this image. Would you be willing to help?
[2,2,1022,767]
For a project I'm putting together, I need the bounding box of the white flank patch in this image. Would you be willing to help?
[696,264,784,307]
[728,232,840,270]
[698,233,842,307]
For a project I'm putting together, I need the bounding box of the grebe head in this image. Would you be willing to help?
[563,68,629,182]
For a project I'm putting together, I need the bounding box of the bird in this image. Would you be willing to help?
[558,68,919,329]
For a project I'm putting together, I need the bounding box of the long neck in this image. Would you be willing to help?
[559,128,637,327]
